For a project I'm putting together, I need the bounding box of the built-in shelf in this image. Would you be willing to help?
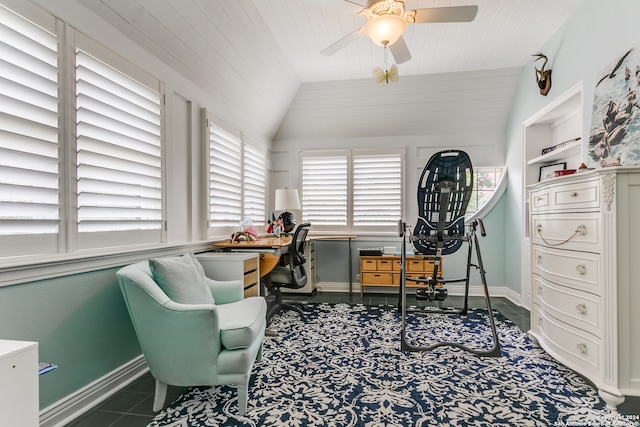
[527,139,582,165]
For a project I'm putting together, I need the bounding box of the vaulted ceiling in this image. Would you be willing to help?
[256,0,584,82]
[72,0,584,141]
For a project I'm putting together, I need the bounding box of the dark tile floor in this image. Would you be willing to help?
[63,291,639,426]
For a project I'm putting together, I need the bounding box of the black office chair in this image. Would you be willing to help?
[398,150,501,357]
[265,222,311,323]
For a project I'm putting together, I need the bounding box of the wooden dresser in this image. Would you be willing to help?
[527,167,640,410]
[359,255,442,296]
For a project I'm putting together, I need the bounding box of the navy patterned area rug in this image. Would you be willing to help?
[148,303,636,427]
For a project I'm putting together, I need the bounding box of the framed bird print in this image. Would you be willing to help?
[587,46,640,168]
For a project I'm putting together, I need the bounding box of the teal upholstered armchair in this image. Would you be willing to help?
[116,254,267,415]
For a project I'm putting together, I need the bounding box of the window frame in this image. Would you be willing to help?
[300,148,405,234]
[0,3,167,263]
[203,109,267,238]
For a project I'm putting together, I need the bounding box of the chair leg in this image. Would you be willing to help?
[153,380,168,412]
[256,342,263,363]
[237,382,248,415]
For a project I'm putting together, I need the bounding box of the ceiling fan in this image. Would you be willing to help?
[321,0,478,64]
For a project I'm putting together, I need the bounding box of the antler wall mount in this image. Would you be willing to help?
[533,53,552,96]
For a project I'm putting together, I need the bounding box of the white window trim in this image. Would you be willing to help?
[300,148,405,234]
[466,168,508,223]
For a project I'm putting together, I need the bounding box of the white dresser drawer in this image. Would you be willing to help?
[551,178,600,211]
[532,305,600,376]
[532,245,601,294]
[532,274,601,336]
[530,187,551,212]
[531,212,600,253]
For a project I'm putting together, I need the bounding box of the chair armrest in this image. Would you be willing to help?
[206,278,244,304]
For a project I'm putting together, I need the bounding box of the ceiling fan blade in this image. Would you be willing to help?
[321,27,365,56]
[389,36,411,64]
[411,5,478,24]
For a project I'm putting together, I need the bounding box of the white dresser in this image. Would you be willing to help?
[528,167,640,410]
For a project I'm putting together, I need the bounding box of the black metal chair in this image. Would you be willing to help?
[265,222,311,323]
[398,150,501,357]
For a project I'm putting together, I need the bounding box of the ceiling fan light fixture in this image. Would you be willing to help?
[363,14,406,46]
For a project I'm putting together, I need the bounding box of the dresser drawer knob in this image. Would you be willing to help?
[536,255,542,264]
[576,264,587,275]
[536,286,542,296]
[571,192,578,197]
[537,317,542,327]
[576,303,587,314]
[577,343,587,354]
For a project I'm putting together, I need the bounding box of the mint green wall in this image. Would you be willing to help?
[504,0,640,295]
[0,268,140,409]
[316,191,507,288]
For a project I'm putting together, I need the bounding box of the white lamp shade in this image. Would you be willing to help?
[364,15,406,46]
[274,188,301,211]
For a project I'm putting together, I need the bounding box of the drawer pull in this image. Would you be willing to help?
[536,255,542,264]
[577,343,587,354]
[536,224,587,246]
[570,192,578,197]
[576,264,586,275]
[537,317,542,327]
[576,303,587,314]
[536,286,542,296]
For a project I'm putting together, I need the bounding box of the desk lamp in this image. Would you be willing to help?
[274,188,301,234]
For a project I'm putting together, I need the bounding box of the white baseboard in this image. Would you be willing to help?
[39,355,149,427]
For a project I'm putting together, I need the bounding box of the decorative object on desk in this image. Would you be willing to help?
[274,188,301,234]
[587,46,640,167]
[533,53,552,96]
[239,216,258,239]
[539,162,566,181]
[229,231,258,243]
[148,304,627,427]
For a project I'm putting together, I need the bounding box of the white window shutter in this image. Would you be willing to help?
[353,152,402,228]
[301,153,348,227]
[243,139,266,226]
[207,118,242,230]
[75,47,163,248]
[0,5,60,256]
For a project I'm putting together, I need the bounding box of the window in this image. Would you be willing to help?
[301,149,404,232]
[465,167,506,220]
[75,37,164,249]
[0,4,165,259]
[243,137,266,227]
[205,111,266,236]
[0,4,60,257]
